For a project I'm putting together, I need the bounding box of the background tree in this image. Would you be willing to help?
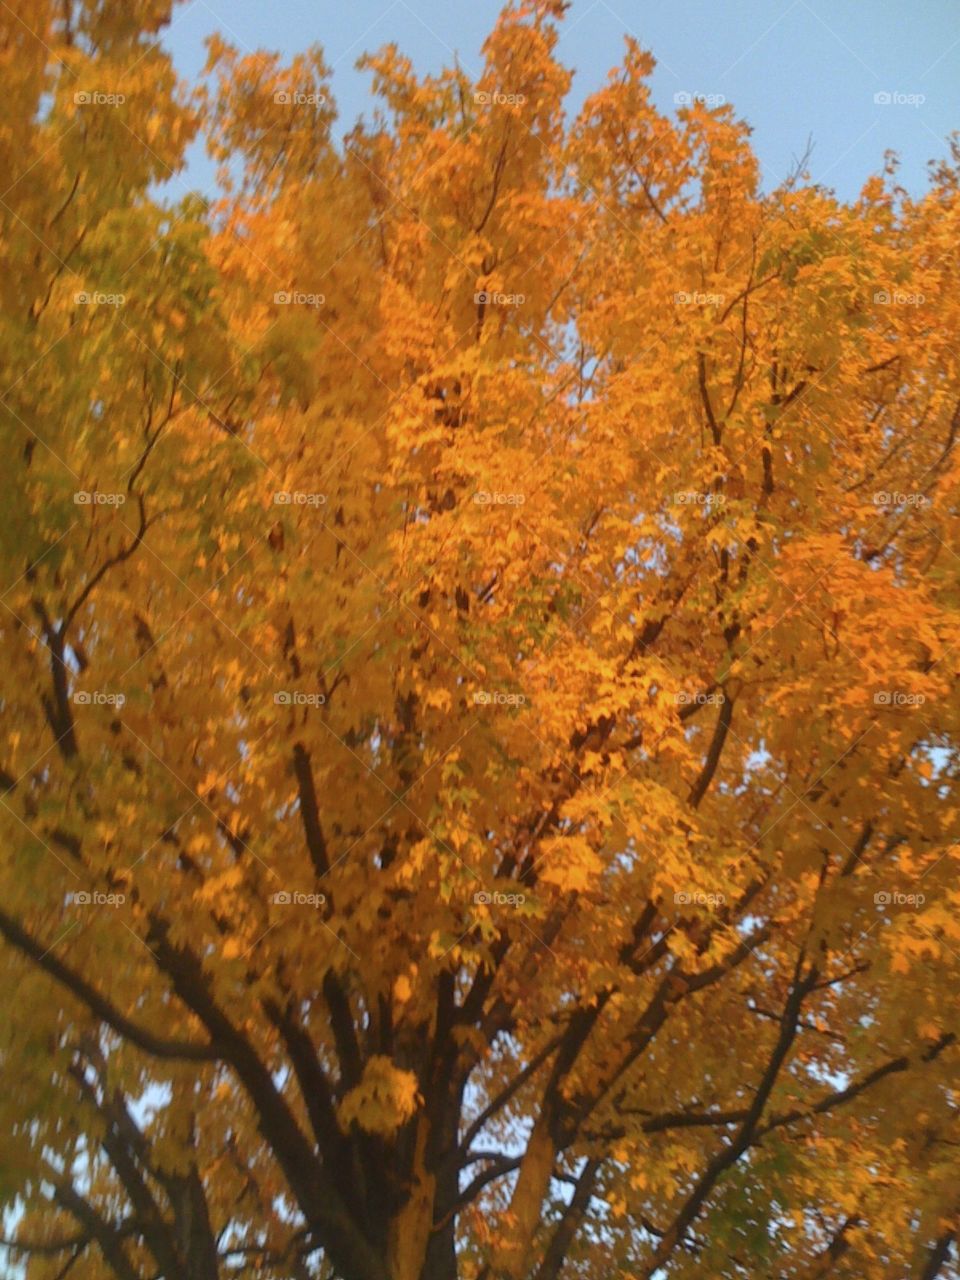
[2,2,960,1278]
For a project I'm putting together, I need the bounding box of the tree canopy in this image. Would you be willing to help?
[2,2,960,1278]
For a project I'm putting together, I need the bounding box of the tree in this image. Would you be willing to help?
[1,2,960,1277]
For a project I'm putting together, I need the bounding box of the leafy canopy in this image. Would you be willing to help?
[2,3,960,1279]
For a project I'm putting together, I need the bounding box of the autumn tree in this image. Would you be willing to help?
[2,2,960,1278]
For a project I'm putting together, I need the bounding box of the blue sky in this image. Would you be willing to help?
[161,0,960,200]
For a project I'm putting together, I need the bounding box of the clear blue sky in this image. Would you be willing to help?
[162,0,959,200]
